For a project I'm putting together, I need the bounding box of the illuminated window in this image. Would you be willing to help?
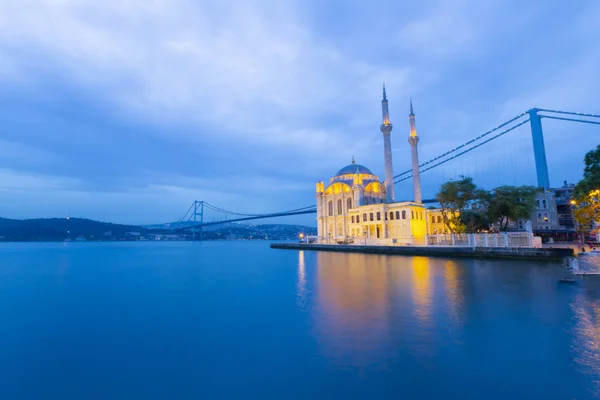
[370,213,374,221]
[431,216,435,223]
[337,199,343,215]
[437,216,442,223]
[390,212,394,220]
[357,215,360,223]
[328,201,333,216]
[377,212,381,221]
[396,211,400,219]
[402,210,406,219]
[543,213,549,222]
[347,198,352,210]
[537,213,542,222]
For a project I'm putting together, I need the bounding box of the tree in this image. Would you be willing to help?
[460,210,490,233]
[436,176,489,233]
[572,146,600,240]
[486,186,537,231]
[573,145,600,199]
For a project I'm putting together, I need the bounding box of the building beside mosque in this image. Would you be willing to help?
[315,86,443,245]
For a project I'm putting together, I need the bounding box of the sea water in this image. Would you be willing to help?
[0,241,598,399]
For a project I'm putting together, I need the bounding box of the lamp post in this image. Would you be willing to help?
[363,227,367,245]
[328,232,331,245]
[299,232,305,243]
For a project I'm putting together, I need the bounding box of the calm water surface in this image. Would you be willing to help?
[0,241,599,399]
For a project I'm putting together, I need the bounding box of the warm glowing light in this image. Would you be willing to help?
[299,233,305,239]
[570,200,577,205]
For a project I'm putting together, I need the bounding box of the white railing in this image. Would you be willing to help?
[427,232,541,248]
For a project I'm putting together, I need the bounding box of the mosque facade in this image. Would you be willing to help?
[315,87,445,245]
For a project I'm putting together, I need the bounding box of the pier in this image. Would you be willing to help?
[270,243,573,261]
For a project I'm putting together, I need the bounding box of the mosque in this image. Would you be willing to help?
[315,86,446,245]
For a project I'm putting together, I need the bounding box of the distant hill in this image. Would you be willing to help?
[0,217,146,242]
[0,217,316,242]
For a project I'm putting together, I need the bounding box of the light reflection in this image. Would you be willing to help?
[315,252,393,369]
[571,291,600,397]
[297,251,307,309]
[411,256,433,324]
[444,260,464,324]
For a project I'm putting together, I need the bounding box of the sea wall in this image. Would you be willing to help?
[270,243,573,261]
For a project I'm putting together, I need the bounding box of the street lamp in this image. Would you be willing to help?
[328,232,331,245]
[299,233,305,243]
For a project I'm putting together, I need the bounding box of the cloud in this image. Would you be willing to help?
[0,0,599,223]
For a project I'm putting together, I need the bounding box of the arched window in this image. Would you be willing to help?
[351,215,355,223]
[363,213,367,222]
[357,215,360,223]
[328,201,333,216]
[377,212,381,221]
[402,210,406,219]
[370,213,374,221]
[337,199,343,215]
[390,212,394,220]
[396,211,400,220]
[347,198,352,211]
[437,216,442,223]
[411,211,414,219]
[431,216,435,223]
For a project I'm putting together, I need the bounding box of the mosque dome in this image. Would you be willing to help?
[334,161,374,177]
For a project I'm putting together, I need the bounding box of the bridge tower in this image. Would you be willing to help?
[528,108,550,189]
[408,99,422,203]
[192,200,204,240]
[380,84,395,202]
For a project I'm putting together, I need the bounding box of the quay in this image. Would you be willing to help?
[270,243,574,261]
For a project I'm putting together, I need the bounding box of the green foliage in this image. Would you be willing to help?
[573,145,600,200]
[487,186,538,231]
[436,176,489,233]
[460,210,490,233]
[572,146,600,233]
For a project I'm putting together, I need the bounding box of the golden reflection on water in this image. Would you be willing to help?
[411,256,433,324]
[314,252,393,369]
[310,252,471,369]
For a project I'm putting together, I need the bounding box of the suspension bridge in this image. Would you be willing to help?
[177,107,599,238]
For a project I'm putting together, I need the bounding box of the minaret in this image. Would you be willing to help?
[380,84,395,202]
[408,99,422,203]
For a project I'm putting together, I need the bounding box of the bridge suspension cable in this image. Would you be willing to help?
[202,202,315,217]
[394,118,531,184]
[537,109,600,119]
[393,111,529,179]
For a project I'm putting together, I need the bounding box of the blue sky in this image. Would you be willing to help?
[1,0,599,225]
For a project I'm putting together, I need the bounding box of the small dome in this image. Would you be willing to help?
[334,163,374,177]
